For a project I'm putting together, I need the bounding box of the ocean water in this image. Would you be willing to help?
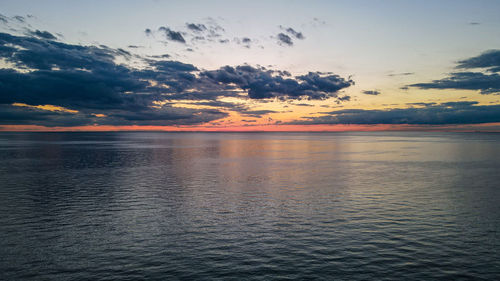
[0,131,499,280]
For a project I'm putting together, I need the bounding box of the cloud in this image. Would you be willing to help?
[277,33,293,46]
[150,54,170,59]
[145,20,229,49]
[201,65,354,100]
[27,29,57,40]
[0,30,354,127]
[411,72,500,95]
[362,90,381,95]
[0,14,8,24]
[288,101,500,125]
[239,110,278,118]
[280,26,304,39]
[186,23,207,32]
[0,31,225,126]
[158,27,186,43]
[0,104,92,127]
[337,95,351,102]
[406,102,437,107]
[388,72,414,77]
[409,50,500,94]
[275,26,305,46]
[233,37,253,48]
[456,50,500,72]
[13,15,25,23]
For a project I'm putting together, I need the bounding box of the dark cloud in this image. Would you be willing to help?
[0,30,354,127]
[0,104,92,127]
[184,100,279,118]
[0,104,228,127]
[192,36,205,41]
[13,15,25,23]
[28,30,57,40]
[406,102,437,107]
[276,26,304,46]
[158,27,186,43]
[101,107,227,126]
[388,72,414,77]
[175,20,225,45]
[456,50,500,72]
[0,14,8,24]
[186,23,207,32]
[281,26,304,39]
[234,37,252,48]
[289,101,500,125]
[150,54,171,59]
[469,22,480,25]
[201,65,354,100]
[239,110,277,118]
[411,72,500,94]
[337,95,351,102]
[0,32,225,126]
[0,32,133,71]
[362,90,381,95]
[409,50,500,94]
[277,33,293,46]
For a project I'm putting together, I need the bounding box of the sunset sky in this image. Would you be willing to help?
[1,0,500,131]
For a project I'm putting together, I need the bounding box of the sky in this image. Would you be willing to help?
[1,0,500,131]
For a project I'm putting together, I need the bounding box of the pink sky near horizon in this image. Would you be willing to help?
[2,123,500,132]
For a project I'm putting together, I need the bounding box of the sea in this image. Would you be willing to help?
[0,132,499,280]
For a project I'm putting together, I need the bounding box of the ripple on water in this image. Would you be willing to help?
[0,132,499,280]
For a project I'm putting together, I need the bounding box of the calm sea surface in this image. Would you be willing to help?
[0,132,499,280]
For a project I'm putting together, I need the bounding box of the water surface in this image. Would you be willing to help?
[0,132,499,280]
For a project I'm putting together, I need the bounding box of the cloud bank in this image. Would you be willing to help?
[410,50,500,95]
[0,30,354,127]
[289,102,500,125]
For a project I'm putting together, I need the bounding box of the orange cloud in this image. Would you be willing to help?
[12,103,79,113]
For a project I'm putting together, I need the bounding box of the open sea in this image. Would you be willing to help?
[0,131,499,280]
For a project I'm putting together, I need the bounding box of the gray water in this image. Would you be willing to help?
[0,132,499,280]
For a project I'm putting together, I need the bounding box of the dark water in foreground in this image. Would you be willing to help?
[0,132,499,280]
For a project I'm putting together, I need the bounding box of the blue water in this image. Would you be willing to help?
[0,132,499,280]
